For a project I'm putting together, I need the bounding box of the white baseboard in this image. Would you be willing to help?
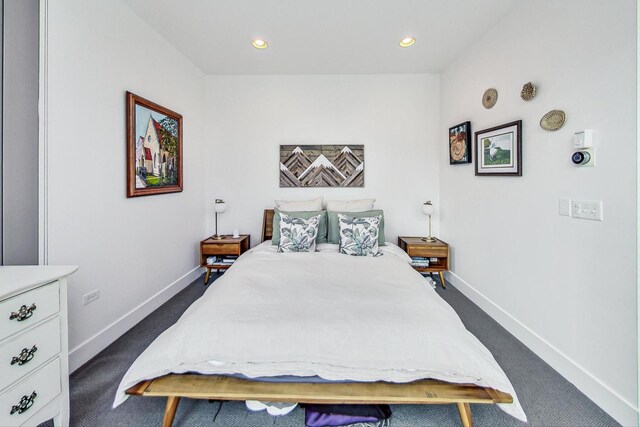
[445,271,638,427]
[68,266,203,373]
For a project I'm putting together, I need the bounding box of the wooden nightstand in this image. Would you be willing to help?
[200,235,250,285]
[398,237,450,289]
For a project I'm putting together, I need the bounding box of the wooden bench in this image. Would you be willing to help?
[126,374,512,427]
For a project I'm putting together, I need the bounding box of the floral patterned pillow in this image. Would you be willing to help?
[278,213,321,253]
[338,214,382,257]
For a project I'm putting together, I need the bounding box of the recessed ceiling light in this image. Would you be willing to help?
[399,37,415,48]
[252,39,268,49]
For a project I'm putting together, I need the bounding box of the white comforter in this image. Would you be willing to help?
[114,242,526,422]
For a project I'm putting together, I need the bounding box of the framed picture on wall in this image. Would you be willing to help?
[475,120,522,176]
[126,92,183,197]
[279,145,365,187]
[449,121,472,164]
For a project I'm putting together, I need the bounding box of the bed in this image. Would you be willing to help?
[117,209,526,427]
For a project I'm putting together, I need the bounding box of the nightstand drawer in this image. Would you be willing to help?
[407,245,448,258]
[0,317,61,391]
[0,357,61,427]
[202,242,240,256]
[0,282,60,341]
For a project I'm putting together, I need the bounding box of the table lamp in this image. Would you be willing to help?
[213,199,227,239]
[421,201,436,242]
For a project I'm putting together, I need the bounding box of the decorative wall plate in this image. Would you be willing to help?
[482,88,498,109]
[520,82,536,101]
[540,109,566,131]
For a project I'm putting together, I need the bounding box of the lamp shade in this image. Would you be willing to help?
[214,199,227,213]
[422,201,434,216]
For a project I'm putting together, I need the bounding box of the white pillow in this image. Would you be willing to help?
[325,199,375,212]
[278,213,321,253]
[337,214,381,256]
[275,197,323,211]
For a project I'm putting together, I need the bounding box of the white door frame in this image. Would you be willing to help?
[38,0,48,265]
[637,1,640,424]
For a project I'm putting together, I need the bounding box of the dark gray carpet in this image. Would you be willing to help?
[43,274,620,427]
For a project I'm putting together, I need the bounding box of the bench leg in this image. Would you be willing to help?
[163,396,180,427]
[456,402,472,427]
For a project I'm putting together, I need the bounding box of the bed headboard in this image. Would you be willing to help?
[262,209,275,242]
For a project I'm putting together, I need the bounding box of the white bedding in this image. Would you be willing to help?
[114,241,526,422]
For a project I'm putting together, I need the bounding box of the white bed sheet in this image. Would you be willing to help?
[114,241,526,421]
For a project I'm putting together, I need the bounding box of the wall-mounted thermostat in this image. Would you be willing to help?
[572,129,595,167]
[572,148,595,166]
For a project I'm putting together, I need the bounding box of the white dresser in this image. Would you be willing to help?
[0,266,78,427]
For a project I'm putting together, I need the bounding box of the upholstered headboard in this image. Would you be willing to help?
[261,209,275,242]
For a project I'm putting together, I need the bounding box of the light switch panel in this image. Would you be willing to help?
[571,200,603,221]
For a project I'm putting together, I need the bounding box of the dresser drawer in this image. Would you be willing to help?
[0,282,60,341]
[0,357,61,427]
[202,242,239,256]
[0,317,61,391]
[406,245,448,258]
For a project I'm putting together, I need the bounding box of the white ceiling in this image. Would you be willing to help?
[122,0,520,75]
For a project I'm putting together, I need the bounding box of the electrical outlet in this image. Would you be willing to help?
[83,289,100,305]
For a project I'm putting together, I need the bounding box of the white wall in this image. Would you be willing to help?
[205,74,439,244]
[45,0,207,371]
[439,0,637,425]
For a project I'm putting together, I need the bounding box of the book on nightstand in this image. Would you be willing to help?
[410,256,429,267]
[207,256,237,267]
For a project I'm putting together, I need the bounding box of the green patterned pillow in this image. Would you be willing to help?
[328,210,385,246]
[338,214,382,256]
[272,208,328,245]
[278,213,321,253]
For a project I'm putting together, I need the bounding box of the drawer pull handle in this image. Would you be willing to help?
[11,345,38,366]
[9,304,37,322]
[10,391,37,415]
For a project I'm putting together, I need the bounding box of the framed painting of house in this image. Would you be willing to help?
[126,92,183,197]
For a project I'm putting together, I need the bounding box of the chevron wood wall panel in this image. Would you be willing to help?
[279,145,364,188]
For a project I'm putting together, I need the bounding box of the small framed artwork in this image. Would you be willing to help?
[449,121,472,164]
[475,120,522,176]
[126,92,183,197]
